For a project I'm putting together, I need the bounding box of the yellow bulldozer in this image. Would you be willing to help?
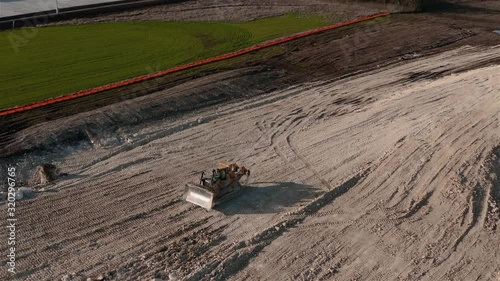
[182,161,250,210]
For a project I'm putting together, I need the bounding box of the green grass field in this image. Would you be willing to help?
[0,15,329,110]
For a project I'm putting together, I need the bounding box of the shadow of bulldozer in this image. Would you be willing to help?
[216,182,318,215]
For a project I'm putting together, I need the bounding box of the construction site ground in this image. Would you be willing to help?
[0,1,500,280]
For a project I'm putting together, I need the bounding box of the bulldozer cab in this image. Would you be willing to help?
[211,168,227,182]
[216,162,240,179]
[213,162,240,181]
[218,168,228,180]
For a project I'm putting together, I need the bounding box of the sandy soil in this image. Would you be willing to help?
[1,43,499,280]
[1,1,500,281]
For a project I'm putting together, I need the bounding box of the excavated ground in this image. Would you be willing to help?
[0,1,500,281]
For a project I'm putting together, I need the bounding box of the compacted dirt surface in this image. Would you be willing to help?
[43,0,396,25]
[1,1,500,281]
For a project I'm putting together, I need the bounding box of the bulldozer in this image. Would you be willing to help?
[182,161,250,210]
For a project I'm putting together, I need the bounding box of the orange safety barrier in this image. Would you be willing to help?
[0,12,390,117]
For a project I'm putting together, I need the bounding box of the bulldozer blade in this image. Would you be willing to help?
[183,184,215,210]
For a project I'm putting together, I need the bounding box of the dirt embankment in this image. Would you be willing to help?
[0,0,411,30]
[38,0,488,27]
[2,1,499,160]
[40,0,412,26]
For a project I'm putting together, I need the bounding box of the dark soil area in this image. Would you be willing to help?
[1,1,499,158]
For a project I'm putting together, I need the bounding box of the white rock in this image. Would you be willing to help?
[15,190,24,200]
[15,187,36,200]
[169,272,179,281]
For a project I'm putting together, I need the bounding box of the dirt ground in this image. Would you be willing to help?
[2,1,500,154]
[1,1,500,281]
[43,0,393,25]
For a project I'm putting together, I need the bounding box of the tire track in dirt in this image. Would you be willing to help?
[227,46,500,280]
[188,170,369,280]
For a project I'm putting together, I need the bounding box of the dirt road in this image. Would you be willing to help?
[1,43,499,280]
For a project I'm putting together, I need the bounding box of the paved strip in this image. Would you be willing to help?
[0,12,390,117]
[0,0,124,17]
